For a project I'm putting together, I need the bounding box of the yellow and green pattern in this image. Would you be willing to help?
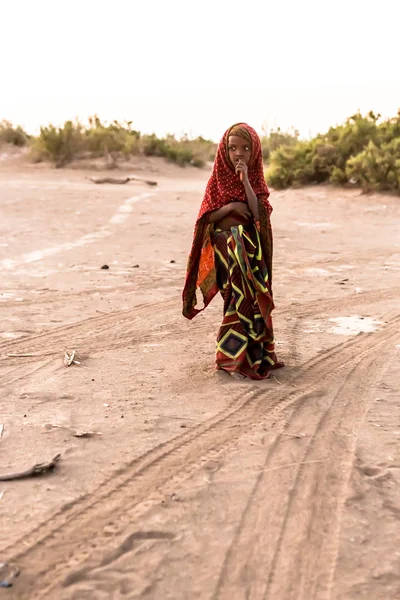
[212,223,283,379]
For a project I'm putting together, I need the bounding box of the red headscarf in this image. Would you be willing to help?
[182,123,273,320]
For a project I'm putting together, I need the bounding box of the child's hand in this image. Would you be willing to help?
[235,160,249,182]
[231,202,251,219]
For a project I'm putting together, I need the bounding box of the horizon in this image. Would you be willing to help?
[2,0,399,142]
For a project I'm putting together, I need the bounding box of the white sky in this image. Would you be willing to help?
[1,0,399,140]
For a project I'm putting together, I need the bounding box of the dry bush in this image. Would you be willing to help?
[266,111,400,193]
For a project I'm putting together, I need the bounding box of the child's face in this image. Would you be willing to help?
[227,135,252,166]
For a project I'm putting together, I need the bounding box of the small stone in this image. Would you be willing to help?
[171,492,183,502]
[101,265,109,270]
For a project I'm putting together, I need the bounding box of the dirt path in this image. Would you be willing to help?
[0,159,399,599]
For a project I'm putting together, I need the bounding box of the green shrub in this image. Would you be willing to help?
[141,134,168,157]
[260,126,299,161]
[28,117,215,168]
[346,138,400,191]
[0,120,29,146]
[140,133,215,166]
[84,117,141,165]
[266,110,400,193]
[32,120,85,167]
[266,142,315,189]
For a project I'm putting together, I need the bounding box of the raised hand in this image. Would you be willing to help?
[235,159,249,182]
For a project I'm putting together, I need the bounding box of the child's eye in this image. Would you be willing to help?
[245,146,250,151]
[229,146,236,151]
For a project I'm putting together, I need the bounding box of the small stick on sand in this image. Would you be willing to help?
[89,176,130,185]
[264,459,325,473]
[157,415,199,423]
[89,176,157,186]
[7,352,56,358]
[0,454,61,482]
[128,175,158,186]
[7,353,37,358]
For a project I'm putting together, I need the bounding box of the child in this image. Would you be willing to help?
[182,123,284,380]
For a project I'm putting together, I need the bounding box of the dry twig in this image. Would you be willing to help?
[264,459,325,473]
[89,175,157,186]
[7,351,58,358]
[0,454,61,482]
[282,432,306,439]
[64,350,81,366]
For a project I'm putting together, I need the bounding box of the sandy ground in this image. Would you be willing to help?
[0,154,400,599]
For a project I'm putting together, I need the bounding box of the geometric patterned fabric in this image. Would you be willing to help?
[212,223,284,379]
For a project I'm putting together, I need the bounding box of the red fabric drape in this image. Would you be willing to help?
[182,123,273,319]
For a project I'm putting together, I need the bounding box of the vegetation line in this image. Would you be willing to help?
[1,110,399,192]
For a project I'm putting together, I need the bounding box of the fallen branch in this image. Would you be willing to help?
[73,430,101,438]
[90,176,130,185]
[0,454,61,482]
[128,175,158,186]
[43,423,101,437]
[89,175,157,186]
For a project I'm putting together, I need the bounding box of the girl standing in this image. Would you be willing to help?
[183,123,283,380]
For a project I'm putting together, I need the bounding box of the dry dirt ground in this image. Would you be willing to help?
[0,155,399,600]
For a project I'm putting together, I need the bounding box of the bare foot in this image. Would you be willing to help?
[229,372,247,380]
[213,369,232,381]
[213,369,246,381]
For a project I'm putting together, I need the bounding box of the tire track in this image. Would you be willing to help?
[1,284,399,359]
[1,284,388,407]
[7,316,400,598]
[265,348,390,600]
[0,298,179,387]
[2,284,395,391]
[211,331,396,600]
[0,358,56,389]
[0,297,178,356]
[313,354,395,600]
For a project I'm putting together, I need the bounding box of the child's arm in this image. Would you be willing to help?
[208,202,250,223]
[235,160,259,220]
[242,179,259,220]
